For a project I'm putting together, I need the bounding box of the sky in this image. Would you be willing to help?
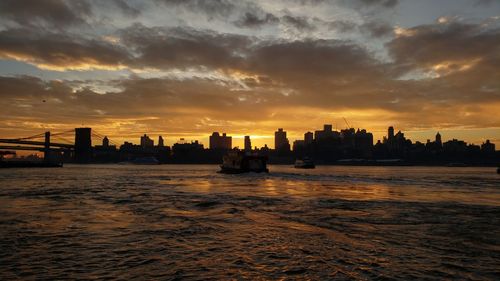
[0,0,499,148]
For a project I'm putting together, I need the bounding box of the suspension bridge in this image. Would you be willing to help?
[0,128,114,163]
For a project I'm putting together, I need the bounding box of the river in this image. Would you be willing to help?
[0,165,499,280]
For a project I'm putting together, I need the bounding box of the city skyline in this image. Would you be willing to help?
[4,123,498,151]
[72,124,499,150]
[5,124,495,165]
[0,0,499,147]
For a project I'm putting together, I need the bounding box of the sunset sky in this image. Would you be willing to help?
[0,0,499,148]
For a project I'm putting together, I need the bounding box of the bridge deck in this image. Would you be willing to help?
[0,139,74,148]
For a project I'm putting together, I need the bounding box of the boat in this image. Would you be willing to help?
[294,157,315,169]
[219,150,269,174]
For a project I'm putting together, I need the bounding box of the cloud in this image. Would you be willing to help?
[357,0,399,8]
[0,1,498,143]
[234,12,279,28]
[327,20,358,33]
[360,21,394,38]
[0,28,131,71]
[0,0,92,28]
[1,73,498,143]
[155,0,240,19]
[121,24,250,71]
[387,21,500,76]
[110,0,141,17]
[281,15,317,32]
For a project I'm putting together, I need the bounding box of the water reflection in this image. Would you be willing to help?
[0,165,499,279]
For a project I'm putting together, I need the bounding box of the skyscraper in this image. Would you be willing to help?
[75,127,92,163]
[435,132,442,147]
[388,126,395,140]
[275,128,290,152]
[304,132,313,144]
[244,136,251,151]
[158,136,164,147]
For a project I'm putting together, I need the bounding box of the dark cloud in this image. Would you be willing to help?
[360,21,394,37]
[358,0,399,8]
[0,0,92,28]
[248,39,382,81]
[121,24,250,70]
[387,22,500,73]
[327,20,358,33]
[234,12,279,28]
[155,0,238,19]
[0,28,131,70]
[281,15,317,32]
[109,0,141,17]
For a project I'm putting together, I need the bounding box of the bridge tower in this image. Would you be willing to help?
[43,131,50,162]
[75,128,92,163]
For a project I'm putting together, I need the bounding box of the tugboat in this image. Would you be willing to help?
[219,150,269,174]
[294,157,315,169]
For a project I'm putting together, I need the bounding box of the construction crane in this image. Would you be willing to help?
[342,117,351,129]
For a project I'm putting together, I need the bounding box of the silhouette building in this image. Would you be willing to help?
[209,132,232,150]
[140,134,154,148]
[435,132,442,147]
[304,131,313,145]
[275,128,290,152]
[244,136,251,151]
[158,136,164,147]
[354,129,373,158]
[74,127,92,163]
[388,126,395,141]
[481,140,495,154]
[103,136,109,148]
[315,124,340,141]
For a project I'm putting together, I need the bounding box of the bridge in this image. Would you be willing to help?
[0,128,113,163]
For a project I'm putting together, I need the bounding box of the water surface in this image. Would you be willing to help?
[0,165,499,280]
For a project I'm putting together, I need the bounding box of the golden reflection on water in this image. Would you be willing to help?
[0,165,499,280]
[0,197,135,233]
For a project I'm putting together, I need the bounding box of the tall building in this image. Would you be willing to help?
[275,128,290,152]
[304,132,313,144]
[209,132,232,150]
[435,132,442,147]
[103,136,109,147]
[140,134,154,148]
[158,136,164,147]
[244,136,251,151]
[75,127,92,163]
[388,126,395,140]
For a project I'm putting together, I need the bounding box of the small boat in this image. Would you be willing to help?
[219,150,268,174]
[294,157,315,169]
